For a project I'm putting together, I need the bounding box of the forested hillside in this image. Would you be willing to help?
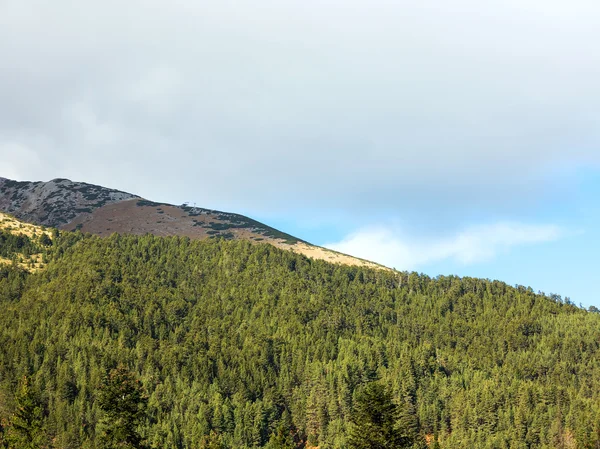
[1,232,600,448]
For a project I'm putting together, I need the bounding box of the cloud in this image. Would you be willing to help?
[0,0,598,215]
[325,222,564,270]
[0,141,44,180]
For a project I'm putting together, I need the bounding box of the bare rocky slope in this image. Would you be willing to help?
[0,177,138,227]
[0,177,386,270]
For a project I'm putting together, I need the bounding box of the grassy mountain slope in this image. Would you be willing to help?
[0,212,53,272]
[1,233,599,448]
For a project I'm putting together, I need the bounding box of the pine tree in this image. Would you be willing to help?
[6,376,48,449]
[348,383,412,449]
[199,431,226,449]
[265,423,295,449]
[96,365,148,449]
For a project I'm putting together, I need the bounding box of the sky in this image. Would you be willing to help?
[1,0,599,306]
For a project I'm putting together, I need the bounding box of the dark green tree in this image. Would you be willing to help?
[0,419,6,449]
[38,234,52,247]
[96,365,148,449]
[6,376,48,449]
[265,423,295,449]
[199,431,226,449]
[348,383,412,449]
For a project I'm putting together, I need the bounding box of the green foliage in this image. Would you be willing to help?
[5,377,48,449]
[96,365,148,449]
[264,423,295,449]
[0,230,45,259]
[136,200,163,208]
[348,383,410,449]
[199,431,226,449]
[0,233,599,447]
[0,265,28,301]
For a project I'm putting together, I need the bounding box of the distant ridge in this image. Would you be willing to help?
[0,177,387,270]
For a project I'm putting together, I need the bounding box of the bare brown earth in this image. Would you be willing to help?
[60,199,273,241]
[60,200,387,270]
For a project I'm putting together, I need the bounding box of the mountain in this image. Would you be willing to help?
[0,230,599,448]
[0,177,138,228]
[0,177,383,270]
[3,176,599,448]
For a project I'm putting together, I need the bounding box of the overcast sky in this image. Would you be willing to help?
[1,0,599,305]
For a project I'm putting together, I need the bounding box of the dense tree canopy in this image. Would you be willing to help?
[348,383,413,449]
[96,364,148,449]
[5,376,48,449]
[0,231,599,448]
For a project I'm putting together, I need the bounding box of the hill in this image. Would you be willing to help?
[0,212,53,272]
[0,177,384,270]
[0,232,599,448]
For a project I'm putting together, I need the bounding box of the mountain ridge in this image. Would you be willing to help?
[0,176,387,270]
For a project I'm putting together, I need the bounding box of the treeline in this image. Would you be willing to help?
[0,233,599,448]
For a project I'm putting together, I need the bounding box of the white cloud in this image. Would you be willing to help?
[325,222,564,270]
[0,139,50,181]
[128,66,184,117]
[0,0,598,214]
[64,103,121,148]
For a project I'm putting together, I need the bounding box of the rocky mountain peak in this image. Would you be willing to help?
[0,177,139,227]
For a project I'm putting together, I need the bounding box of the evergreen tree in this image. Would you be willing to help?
[199,431,226,449]
[348,383,411,449]
[265,423,295,449]
[96,365,148,449]
[6,376,48,449]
